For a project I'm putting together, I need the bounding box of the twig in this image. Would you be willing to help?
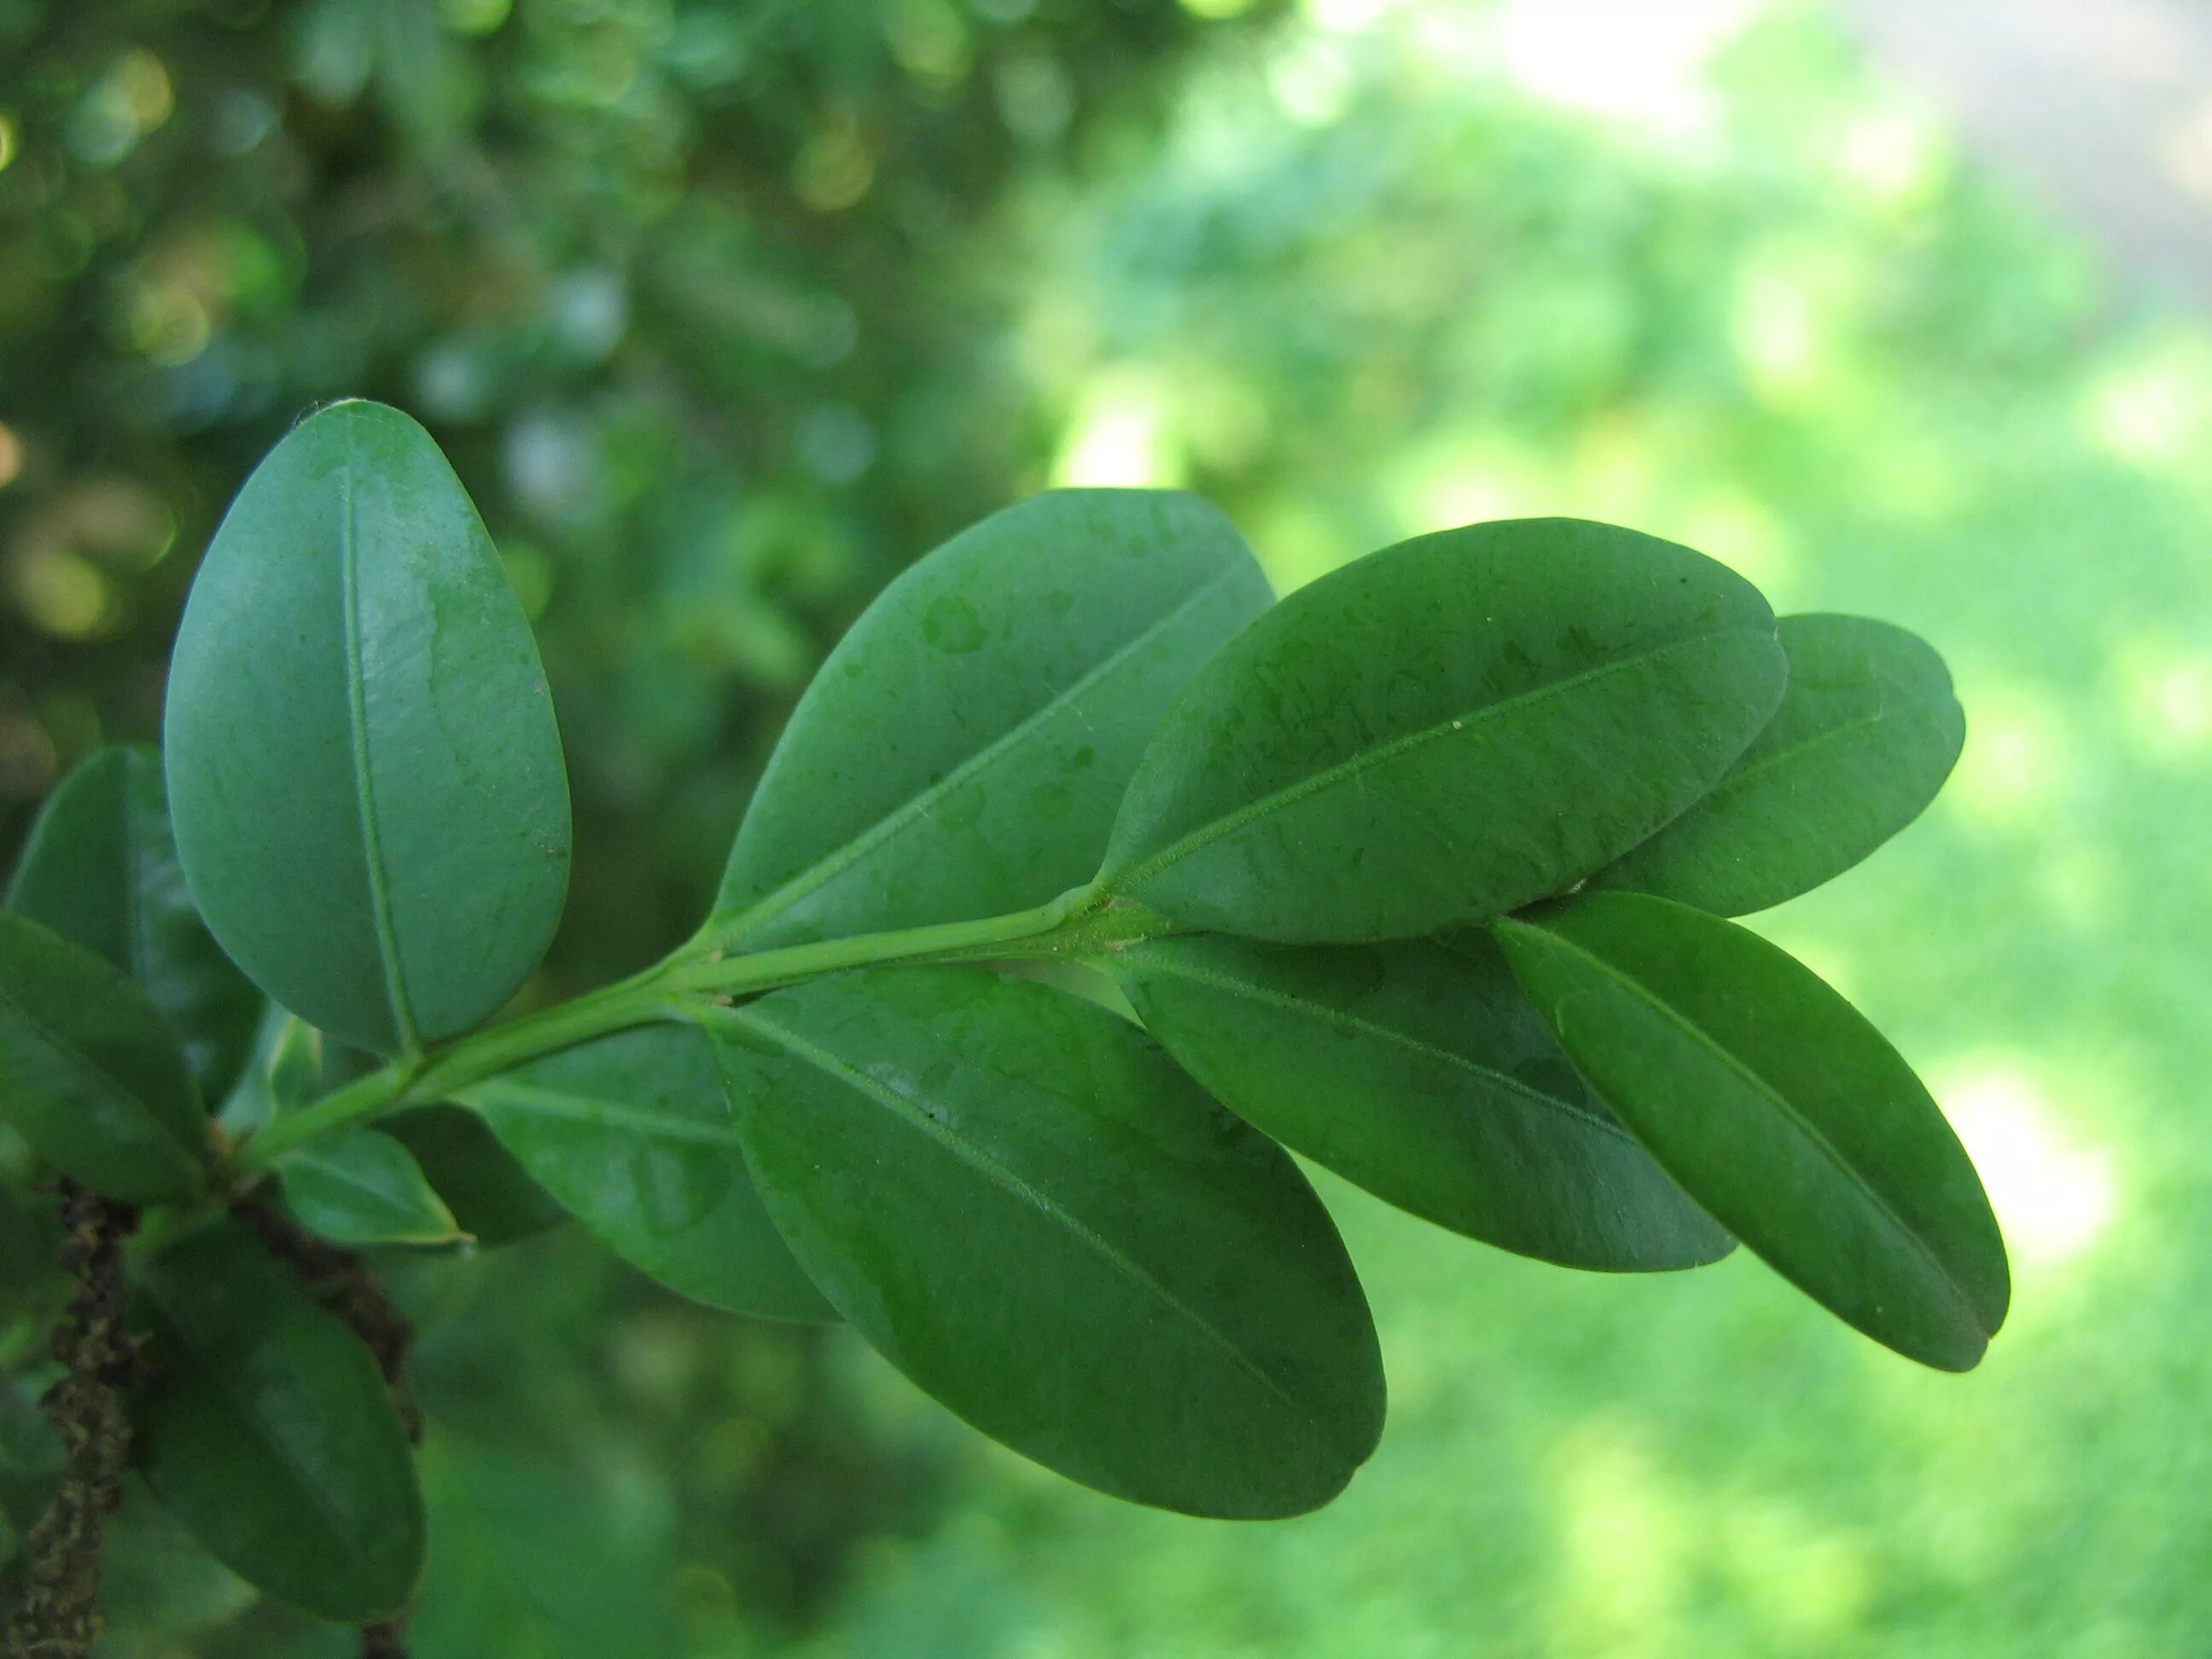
[0,1182,148,1659]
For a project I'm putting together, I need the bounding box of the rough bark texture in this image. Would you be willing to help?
[1,1183,147,1659]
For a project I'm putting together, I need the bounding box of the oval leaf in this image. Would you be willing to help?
[1111,933,1730,1271]
[706,967,1385,1518]
[713,489,1272,948]
[1100,518,1786,941]
[6,746,261,1103]
[278,1127,466,1247]
[0,913,204,1203]
[1493,892,2009,1371]
[134,1220,426,1621]
[165,399,572,1056]
[459,1023,830,1322]
[378,1105,566,1248]
[1594,614,1965,914]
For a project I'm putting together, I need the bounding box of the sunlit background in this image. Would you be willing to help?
[4,0,2210,1654]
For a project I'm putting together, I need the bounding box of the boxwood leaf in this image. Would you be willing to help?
[0,912,205,1203]
[1110,933,1730,1271]
[277,1127,467,1247]
[706,967,1386,1518]
[1099,519,1786,941]
[165,399,572,1057]
[459,1024,831,1322]
[5,746,261,1103]
[1593,614,1965,914]
[378,1105,567,1247]
[713,490,1272,949]
[134,1220,426,1621]
[1493,892,2009,1371]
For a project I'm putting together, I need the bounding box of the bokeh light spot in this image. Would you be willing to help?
[1936,1062,2116,1267]
[1053,369,1182,487]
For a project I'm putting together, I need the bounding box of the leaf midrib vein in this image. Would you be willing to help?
[1701,694,1955,798]
[339,444,419,1053]
[1529,925,1988,1334]
[1122,952,1639,1147]
[142,1303,364,1562]
[0,981,195,1176]
[464,1080,748,1150]
[726,561,1251,940]
[1111,626,1767,893]
[727,1003,1345,1452]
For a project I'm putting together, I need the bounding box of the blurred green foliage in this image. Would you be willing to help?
[11,0,2212,1652]
[0,0,1263,987]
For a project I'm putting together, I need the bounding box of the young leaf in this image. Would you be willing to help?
[713,490,1272,949]
[378,1105,567,1247]
[1593,614,1965,914]
[0,913,205,1203]
[164,399,572,1057]
[5,746,260,1103]
[459,1023,831,1322]
[1493,892,2009,1371]
[1099,519,1786,941]
[1110,933,1730,1271]
[706,967,1386,1519]
[277,1127,467,1247]
[134,1220,426,1621]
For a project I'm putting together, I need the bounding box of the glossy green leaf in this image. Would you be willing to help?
[134,1220,426,1621]
[1111,933,1730,1271]
[278,1127,466,1246]
[707,968,1385,1517]
[1594,614,1965,914]
[1493,893,2008,1371]
[0,913,205,1203]
[5,746,261,1103]
[460,1024,830,1322]
[379,1105,567,1247]
[713,489,1272,948]
[1100,518,1786,941]
[165,399,572,1057]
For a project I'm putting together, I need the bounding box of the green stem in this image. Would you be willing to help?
[234,884,1155,1174]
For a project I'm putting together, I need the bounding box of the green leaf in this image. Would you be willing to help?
[407,1432,675,1659]
[5,746,261,1103]
[1099,518,1786,941]
[1493,893,2008,1371]
[0,913,205,1203]
[379,1105,567,1248]
[1110,933,1730,1271]
[165,399,572,1057]
[134,1220,426,1621]
[460,1024,831,1322]
[707,967,1385,1518]
[713,489,1272,948]
[1593,614,1965,914]
[278,1127,467,1246]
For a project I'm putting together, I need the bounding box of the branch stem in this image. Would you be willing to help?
[233,883,1163,1174]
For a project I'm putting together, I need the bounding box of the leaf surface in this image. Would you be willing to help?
[279,1127,466,1246]
[1595,614,1965,913]
[1112,932,1729,1270]
[462,1023,830,1322]
[1494,893,2009,1370]
[714,489,1271,947]
[165,399,571,1055]
[0,912,204,1203]
[135,1220,426,1621]
[707,967,1385,1517]
[1102,518,1785,940]
[6,746,259,1101]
